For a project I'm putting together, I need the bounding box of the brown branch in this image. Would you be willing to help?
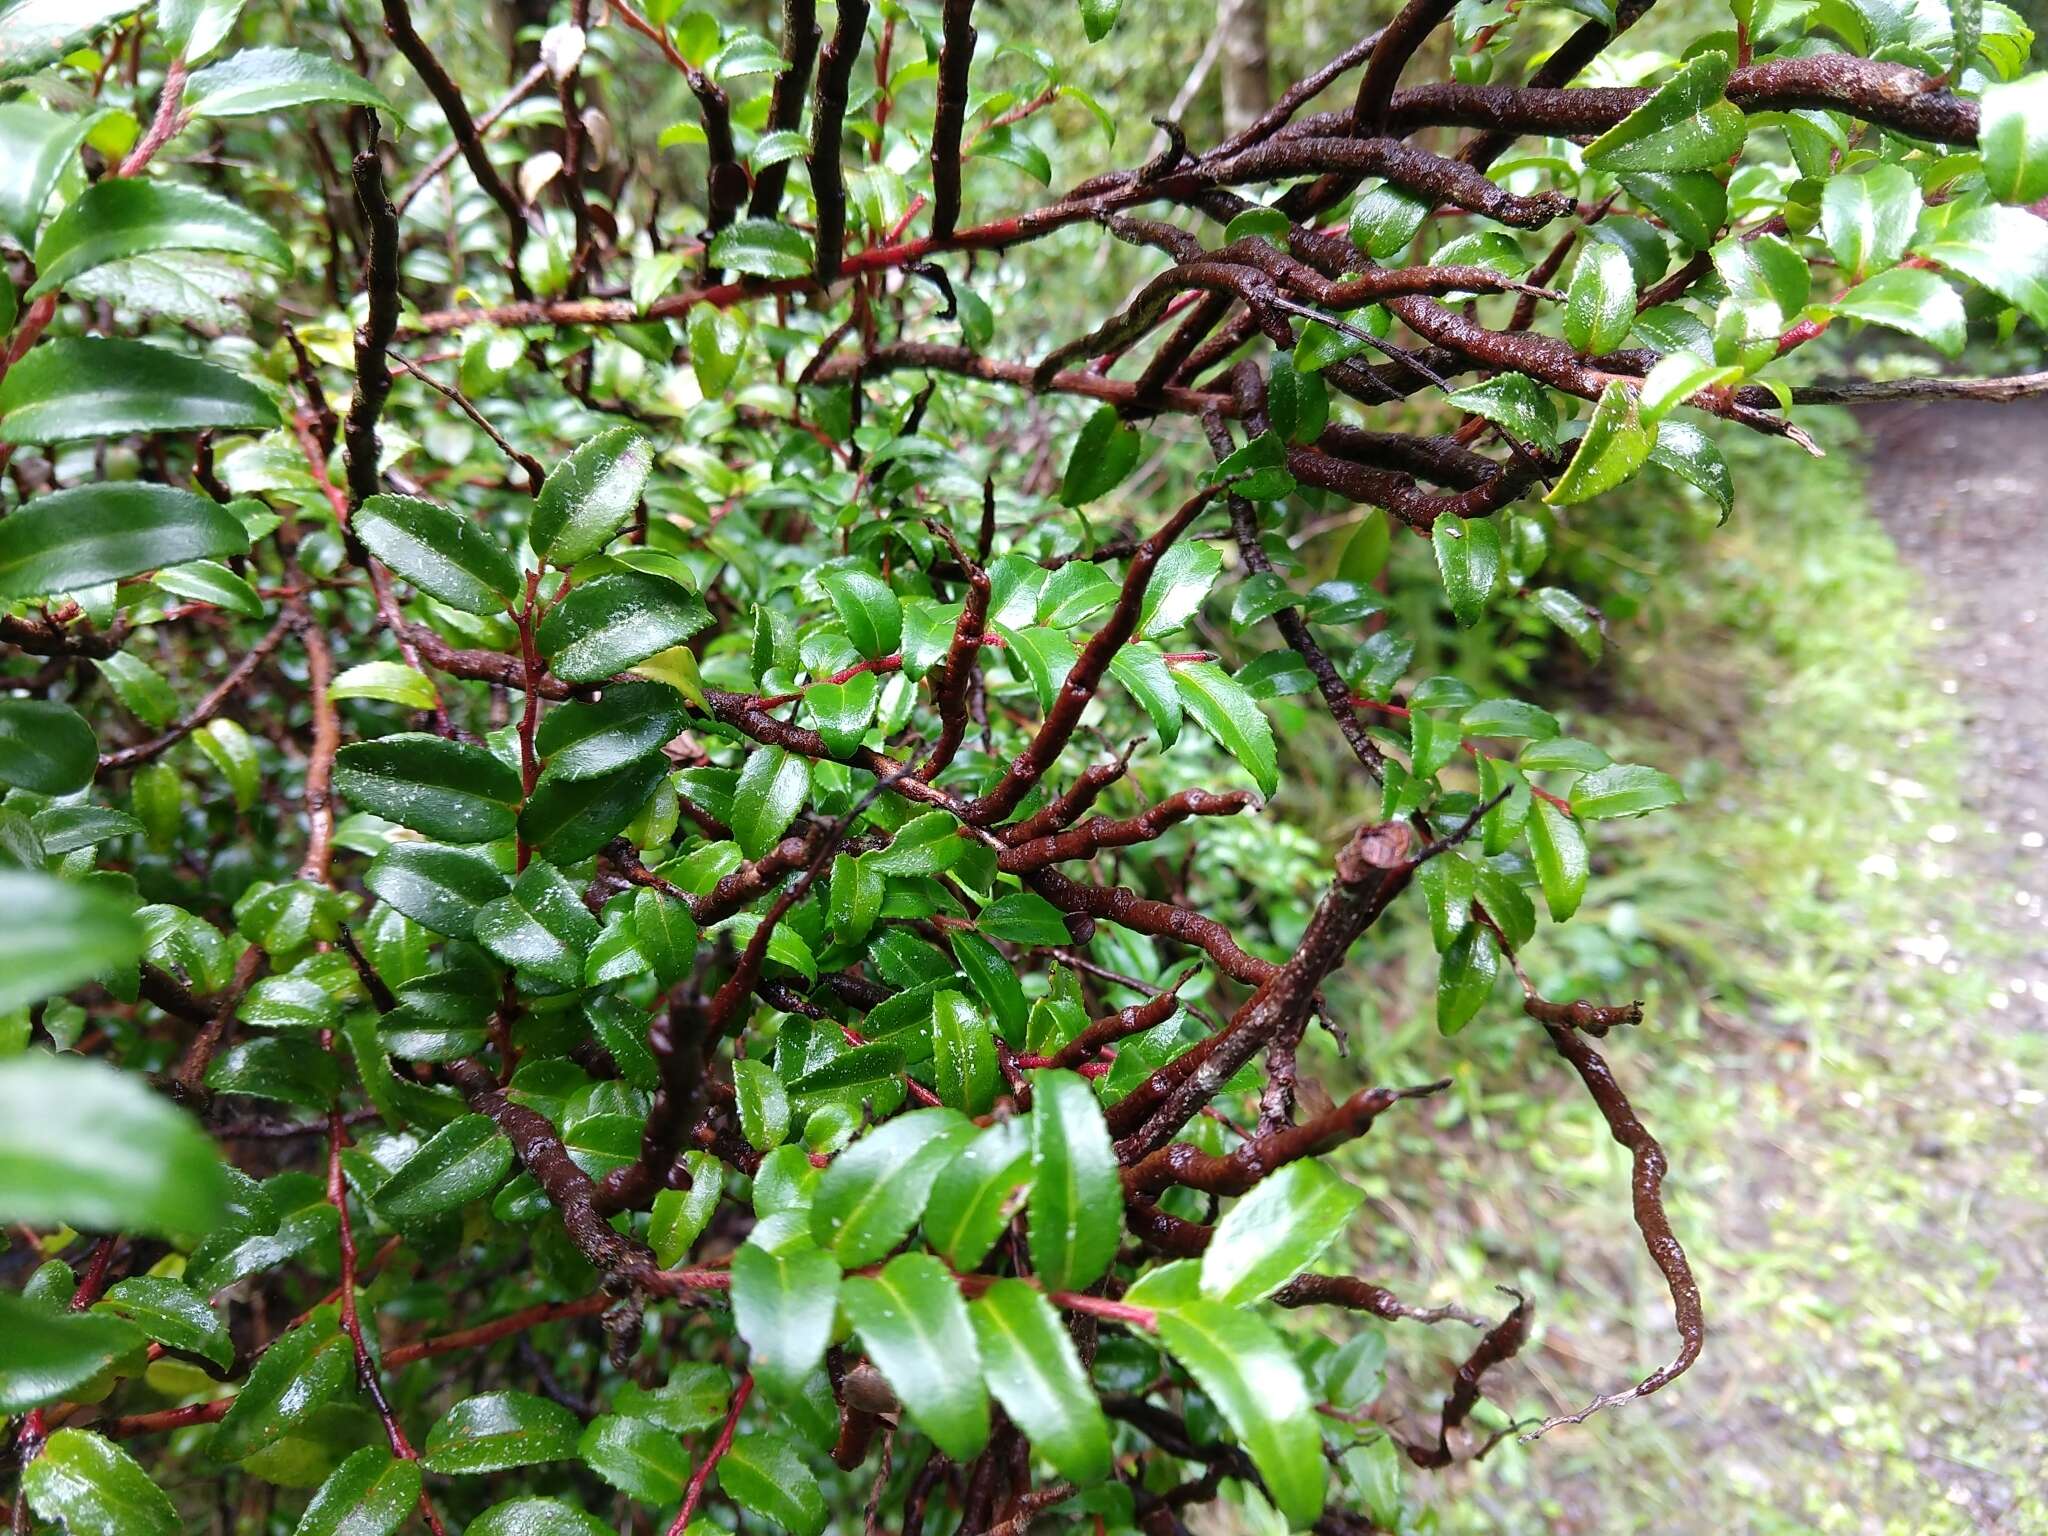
[751,0,823,218]
[998,789,1256,874]
[1122,1080,1447,1195]
[96,613,296,771]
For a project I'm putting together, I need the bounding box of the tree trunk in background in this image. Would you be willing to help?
[1219,0,1270,135]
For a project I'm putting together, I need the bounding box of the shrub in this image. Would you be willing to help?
[0,0,2041,1531]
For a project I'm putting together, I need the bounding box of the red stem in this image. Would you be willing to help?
[666,1373,754,1535]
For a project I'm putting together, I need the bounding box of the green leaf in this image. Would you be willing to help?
[376,1113,513,1218]
[1712,231,1809,318]
[1565,241,1638,355]
[1445,373,1558,449]
[1526,797,1590,922]
[1200,1161,1365,1304]
[733,1057,791,1150]
[1461,699,1558,741]
[867,810,964,877]
[0,483,250,598]
[1619,170,1728,250]
[1819,164,1921,278]
[614,1362,729,1432]
[1916,201,2048,328]
[841,1252,990,1461]
[708,218,816,277]
[731,744,812,859]
[211,1315,354,1461]
[328,661,439,710]
[160,0,247,63]
[22,1430,178,1536]
[1170,661,1277,798]
[971,1279,1113,1483]
[521,756,666,862]
[355,494,521,614]
[0,698,95,793]
[1437,923,1500,1034]
[531,426,653,567]
[0,336,280,443]
[647,1151,722,1266]
[804,668,879,755]
[363,842,510,941]
[29,180,288,300]
[923,1118,1030,1269]
[1831,268,1966,357]
[207,1035,340,1110]
[1060,405,1142,507]
[93,1278,231,1371]
[817,567,903,659]
[1079,0,1122,41]
[1224,205,1291,245]
[970,124,1052,185]
[184,46,398,117]
[718,1432,827,1536]
[1584,52,1746,172]
[1138,540,1223,639]
[1980,73,2048,204]
[0,1052,225,1234]
[0,1295,143,1412]
[932,990,998,1114]
[535,682,686,782]
[1106,642,1183,749]
[1546,382,1652,506]
[1571,762,1685,818]
[978,890,1072,948]
[334,734,522,843]
[537,571,714,683]
[810,1106,975,1265]
[1294,317,1372,373]
[154,557,264,617]
[474,861,602,990]
[997,623,1079,712]
[465,1499,612,1536]
[1154,1302,1326,1528]
[1026,1068,1120,1292]
[688,304,745,394]
[1349,179,1431,260]
[0,104,113,244]
[422,1391,582,1473]
[730,1237,841,1402]
[577,1414,690,1505]
[291,1447,420,1536]
[1646,419,1734,516]
[1637,351,1741,424]
[1431,515,1503,628]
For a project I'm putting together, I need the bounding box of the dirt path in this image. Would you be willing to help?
[1851,399,2048,1530]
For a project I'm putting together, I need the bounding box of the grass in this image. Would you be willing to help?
[1294,411,2046,1533]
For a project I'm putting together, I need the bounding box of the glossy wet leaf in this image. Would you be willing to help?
[0,104,113,243]
[1583,51,1746,172]
[376,1114,513,1218]
[1026,1068,1121,1292]
[363,843,509,941]
[184,46,399,117]
[810,1106,974,1265]
[1546,382,1652,506]
[1445,373,1558,449]
[1830,268,1966,358]
[841,1252,990,1461]
[1171,661,1277,797]
[817,567,903,659]
[531,426,653,566]
[1526,797,1590,922]
[535,682,686,782]
[923,1117,1030,1269]
[717,1432,827,1536]
[1154,1302,1325,1528]
[22,1429,178,1536]
[1200,1160,1366,1304]
[0,1295,144,1412]
[1431,515,1503,628]
[0,483,250,598]
[30,180,288,299]
[970,1278,1112,1482]
[94,1278,231,1370]
[730,1237,840,1402]
[1437,923,1500,1034]
[474,861,602,989]
[0,698,96,794]
[577,1414,690,1504]
[355,494,521,614]
[0,1052,226,1235]
[1819,164,1920,278]
[0,337,278,442]
[730,744,812,858]
[707,218,815,277]
[422,1391,582,1473]
[334,733,522,842]
[537,570,714,683]
[1060,405,1142,507]
[1979,73,2048,204]
[291,1447,420,1536]
[211,1316,354,1460]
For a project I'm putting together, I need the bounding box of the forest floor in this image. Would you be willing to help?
[1414,400,2048,1536]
